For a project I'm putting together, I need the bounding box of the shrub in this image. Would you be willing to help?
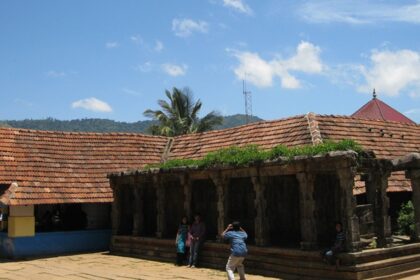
[397,200,415,237]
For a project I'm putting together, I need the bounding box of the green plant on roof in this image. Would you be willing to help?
[145,139,362,170]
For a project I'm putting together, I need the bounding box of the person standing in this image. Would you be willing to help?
[221,221,248,280]
[321,221,345,266]
[175,216,189,266]
[188,213,206,268]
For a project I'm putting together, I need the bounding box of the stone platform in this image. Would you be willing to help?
[111,236,420,280]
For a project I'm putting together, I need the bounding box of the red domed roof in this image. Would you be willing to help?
[351,91,415,124]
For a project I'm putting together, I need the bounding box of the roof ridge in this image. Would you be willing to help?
[318,114,419,126]
[373,98,386,121]
[305,113,323,145]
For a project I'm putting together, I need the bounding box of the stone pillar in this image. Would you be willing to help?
[296,173,318,250]
[111,179,121,235]
[251,176,270,246]
[364,171,392,247]
[132,184,144,236]
[211,174,229,237]
[337,168,361,252]
[180,174,192,219]
[407,169,420,241]
[155,176,166,238]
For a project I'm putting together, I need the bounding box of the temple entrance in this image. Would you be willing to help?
[142,182,157,237]
[164,179,184,238]
[227,178,256,243]
[118,185,133,235]
[314,174,341,246]
[266,175,301,247]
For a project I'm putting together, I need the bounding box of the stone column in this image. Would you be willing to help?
[251,176,270,246]
[111,179,121,235]
[180,174,192,219]
[364,171,392,247]
[407,169,420,241]
[132,184,144,236]
[211,174,229,237]
[337,168,361,252]
[155,176,166,238]
[296,173,318,250]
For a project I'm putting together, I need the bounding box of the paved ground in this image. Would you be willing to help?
[0,253,419,280]
[0,252,277,280]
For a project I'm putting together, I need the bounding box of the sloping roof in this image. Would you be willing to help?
[0,128,167,205]
[351,97,416,124]
[1,114,418,205]
[315,115,420,193]
[170,115,313,160]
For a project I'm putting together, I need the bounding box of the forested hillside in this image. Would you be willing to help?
[2,114,262,133]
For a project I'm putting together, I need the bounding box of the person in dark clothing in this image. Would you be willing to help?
[321,222,345,266]
[222,221,248,280]
[175,216,189,266]
[188,214,206,268]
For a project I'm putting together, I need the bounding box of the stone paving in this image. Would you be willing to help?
[0,252,277,280]
[0,253,419,280]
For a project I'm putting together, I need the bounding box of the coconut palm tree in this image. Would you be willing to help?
[144,87,223,136]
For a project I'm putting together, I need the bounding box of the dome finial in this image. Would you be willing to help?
[373,88,377,99]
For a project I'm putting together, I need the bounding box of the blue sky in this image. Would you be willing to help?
[1,0,420,122]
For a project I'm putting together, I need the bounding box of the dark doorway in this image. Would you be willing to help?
[164,179,184,238]
[227,178,256,243]
[266,175,301,247]
[388,191,412,232]
[191,179,218,240]
[142,182,157,237]
[119,185,133,235]
[314,174,341,246]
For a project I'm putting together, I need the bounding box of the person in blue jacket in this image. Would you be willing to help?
[221,221,248,280]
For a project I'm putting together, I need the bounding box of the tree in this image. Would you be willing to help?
[143,87,223,136]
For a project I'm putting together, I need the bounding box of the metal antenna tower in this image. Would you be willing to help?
[243,80,252,124]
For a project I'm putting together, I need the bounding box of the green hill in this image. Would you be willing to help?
[2,114,263,133]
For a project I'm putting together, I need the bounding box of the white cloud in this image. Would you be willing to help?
[299,0,420,24]
[172,18,209,37]
[71,97,112,113]
[155,40,164,52]
[162,63,187,77]
[46,70,67,78]
[130,35,143,44]
[223,0,253,15]
[404,108,420,115]
[135,62,153,72]
[231,41,324,89]
[358,49,420,96]
[105,41,119,49]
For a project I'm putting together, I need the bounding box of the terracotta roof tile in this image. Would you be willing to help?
[0,128,168,205]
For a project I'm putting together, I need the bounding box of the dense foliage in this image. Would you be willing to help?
[397,200,415,237]
[2,115,261,133]
[144,87,223,136]
[146,139,362,170]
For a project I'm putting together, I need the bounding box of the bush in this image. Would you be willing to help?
[145,139,362,170]
[397,200,415,237]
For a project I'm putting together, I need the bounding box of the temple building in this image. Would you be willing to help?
[0,95,419,278]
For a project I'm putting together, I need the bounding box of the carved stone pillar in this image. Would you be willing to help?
[132,184,144,236]
[337,168,361,252]
[296,173,318,250]
[111,179,121,235]
[251,176,270,246]
[180,174,192,219]
[364,171,392,247]
[407,169,420,241]
[155,176,166,238]
[211,173,229,237]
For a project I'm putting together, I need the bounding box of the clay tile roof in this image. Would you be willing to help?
[351,97,416,124]
[169,115,313,160]
[0,127,168,205]
[315,114,420,193]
